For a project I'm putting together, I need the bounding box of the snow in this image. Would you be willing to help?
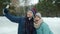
[0,16,60,34]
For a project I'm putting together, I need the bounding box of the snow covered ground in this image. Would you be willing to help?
[0,16,60,34]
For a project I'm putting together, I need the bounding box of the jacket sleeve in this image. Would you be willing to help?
[3,8,22,23]
[42,23,53,34]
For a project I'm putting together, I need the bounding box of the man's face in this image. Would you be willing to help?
[27,11,33,18]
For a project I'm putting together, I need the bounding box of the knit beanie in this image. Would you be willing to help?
[35,12,42,18]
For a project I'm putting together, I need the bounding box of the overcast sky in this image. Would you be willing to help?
[30,0,38,5]
[19,0,39,6]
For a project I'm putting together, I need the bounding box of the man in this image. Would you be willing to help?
[3,5,36,34]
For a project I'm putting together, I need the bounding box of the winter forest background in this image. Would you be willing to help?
[0,0,60,17]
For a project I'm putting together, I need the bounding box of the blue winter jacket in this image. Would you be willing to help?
[3,8,36,34]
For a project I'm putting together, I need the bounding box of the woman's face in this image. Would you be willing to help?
[27,11,33,18]
[34,15,41,22]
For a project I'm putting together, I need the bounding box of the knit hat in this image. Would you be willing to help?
[35,12,42,18]
[27,8,37,16]
[31,8,37,15]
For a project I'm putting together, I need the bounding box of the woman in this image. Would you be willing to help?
[3,5,37,34]
[34,12,53,34]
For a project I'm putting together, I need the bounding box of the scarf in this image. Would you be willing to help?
[34,19,43,29]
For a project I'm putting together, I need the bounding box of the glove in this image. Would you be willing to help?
[4,5,10,13]
[4,8,9,13]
